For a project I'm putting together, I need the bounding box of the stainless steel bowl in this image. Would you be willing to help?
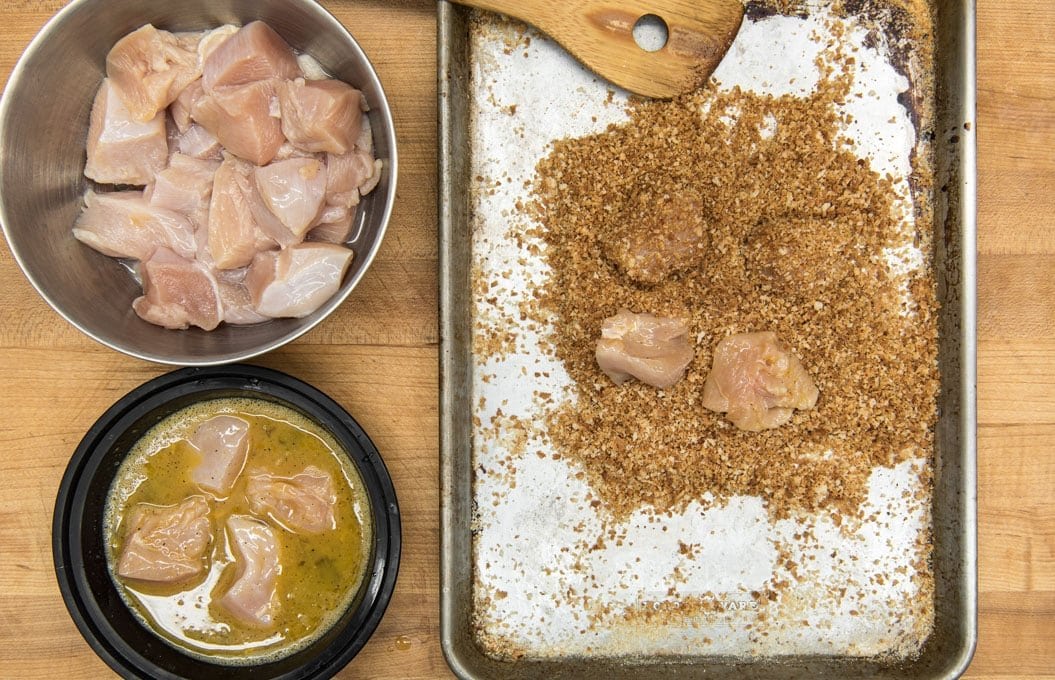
[0,0,397,365]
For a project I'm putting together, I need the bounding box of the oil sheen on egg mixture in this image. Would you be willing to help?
[103,397,372,664]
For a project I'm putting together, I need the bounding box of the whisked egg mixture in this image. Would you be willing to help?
[104,397,372,664]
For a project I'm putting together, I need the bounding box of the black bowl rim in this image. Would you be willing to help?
[52,364,401,680]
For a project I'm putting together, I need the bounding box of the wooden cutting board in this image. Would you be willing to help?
[0,1,1051,678]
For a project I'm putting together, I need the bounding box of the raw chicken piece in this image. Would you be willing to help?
[73,190,197,261]
[149,154,220,223]
[354,114,373,155]
[595,309,694,389]
[213,157,303,249]
[254,157,328,237]
[296,52,329,81]
[106,24,202,122]
[244,242,354,318]
[701,331,819,431]
[117,496,212,583]
[245,465,337,534]
[192,79,284,165]
[324,150,374,209]
[308,146,376,243]
[133,247,223,330]
[164,114,181,161]
[85,79,168,185]
[246,181,300,248]
[212,266,271,324]
[605,189,710,285]
[358,158,383,197]
[307,205,355,244]
[315,204,351,225]
[193,214,214,265]
[176,123,222,160]
[196,25,239,65]
[272,142,319,161]
[189,415,249,494]
[207,157,278,269]
[202,21,300,92]
[218,280,271,325]
[220,515,281,628]
[278,78,363,155]
[170,79,204,133]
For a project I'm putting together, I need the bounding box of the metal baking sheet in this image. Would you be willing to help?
[439,0,976,676]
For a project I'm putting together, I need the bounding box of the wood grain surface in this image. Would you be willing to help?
[0,1,1050,678]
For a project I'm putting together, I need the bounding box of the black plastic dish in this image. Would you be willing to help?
[53,365,401,680]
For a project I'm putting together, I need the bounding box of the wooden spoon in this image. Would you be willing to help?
[452,0,745,98]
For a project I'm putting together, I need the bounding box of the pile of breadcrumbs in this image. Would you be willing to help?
[525,65,939,521]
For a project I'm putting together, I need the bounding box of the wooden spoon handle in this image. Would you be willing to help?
[453,0,744,98]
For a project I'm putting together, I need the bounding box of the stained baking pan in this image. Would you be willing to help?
[439,0,976,677]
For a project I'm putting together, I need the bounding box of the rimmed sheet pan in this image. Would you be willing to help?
[439,1,976,677]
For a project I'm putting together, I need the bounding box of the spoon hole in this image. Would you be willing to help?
[632,14,669,52]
